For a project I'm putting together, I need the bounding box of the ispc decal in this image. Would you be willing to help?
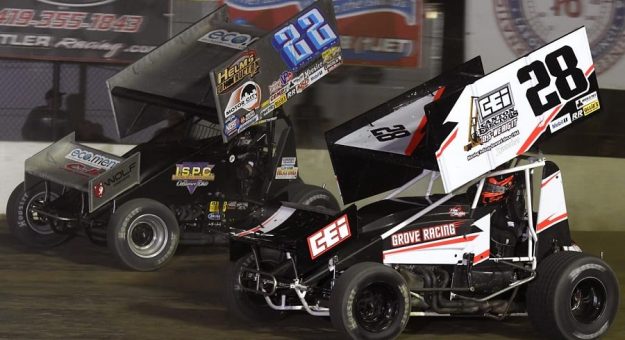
[198,29,258,50]
[224,81,261,118]
[216,50,260,94]
[307,214,351,260]
[65,148,120,170]
[171,162,215,194]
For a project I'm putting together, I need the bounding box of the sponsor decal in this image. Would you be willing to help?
[64,162,102,177]
[65,148,120,170]
[209,201,220,213]
[224,81,261,118]
[276,156,298,179]
[224,116,240,137]
[259,103,275,117]
[549,113,572,133]
[466,83,519,160]
[280,71,294,85]
[207,212,221,221]
[198,29,258,50]
[90,158,137,202]
[216,50,260,94]
[272,7,338,70]
[390,222,460,248]
[238,111,260,131]
[322,45,342,72]
[275,167,298,179]
[449,206,467,218]
[93,182,104,198]
[171,162,215,194]
[307,214,351,260]
[281,157,296,166]
[494,1,625,75]
[576,91,600,116]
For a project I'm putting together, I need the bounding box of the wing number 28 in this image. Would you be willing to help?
[371,125,410,142]
[517,45,588,115]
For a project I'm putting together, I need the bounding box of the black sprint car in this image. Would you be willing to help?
[6,1,344,271]
[226,28,619,339]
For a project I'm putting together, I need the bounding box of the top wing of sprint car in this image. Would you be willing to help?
[23,0,343,214]
[230,26,601,272]
[328,26,600,197]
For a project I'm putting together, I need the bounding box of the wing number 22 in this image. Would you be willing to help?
[517,45,588,115]
[272,8,338,69]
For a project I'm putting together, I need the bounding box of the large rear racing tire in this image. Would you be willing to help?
[288,183,339,210]
[527,251,619,340]
[330,262,411,340]
[226,250,285,322]
[6,182,71,248]
[107,198,179,271]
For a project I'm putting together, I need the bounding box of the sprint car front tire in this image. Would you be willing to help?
[107,198,179,271]
[288,183,340,210]
[527,251,619,340]
[6,182,71,248]
[330,262,411,340]
[226,251,285,322]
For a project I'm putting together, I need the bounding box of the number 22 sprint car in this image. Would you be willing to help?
[226,27,619,339]
[5,1,343,271]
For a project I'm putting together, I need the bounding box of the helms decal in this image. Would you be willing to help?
[216,50,260,94]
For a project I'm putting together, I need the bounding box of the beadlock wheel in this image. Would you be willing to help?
[126,214,168,259]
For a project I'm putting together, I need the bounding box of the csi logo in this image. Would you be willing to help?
[307,214,351,260]
[478,84,514,118]
[37,0,117,7]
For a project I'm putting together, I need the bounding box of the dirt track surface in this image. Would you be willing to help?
[0,217,623,339]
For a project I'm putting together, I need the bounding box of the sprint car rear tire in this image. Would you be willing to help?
[330,262,410,340]
[288,183,339,210]
[226,250,285,322]
[527,251,619,340]
[6,182,71,248]
[107,198,179,271]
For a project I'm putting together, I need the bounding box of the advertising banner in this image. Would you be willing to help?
[466,0,625,90]
[0,0,170,64]
[221,0,422,67]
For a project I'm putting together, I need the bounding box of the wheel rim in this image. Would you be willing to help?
[570,277,607,324]
[25,192,58,235]
[354,282,400,333]
[127,214,168,258]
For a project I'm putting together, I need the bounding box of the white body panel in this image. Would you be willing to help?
[383,214,491,265]
[536,170,569,233]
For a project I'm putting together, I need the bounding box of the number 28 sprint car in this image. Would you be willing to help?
[226,27,619,339]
